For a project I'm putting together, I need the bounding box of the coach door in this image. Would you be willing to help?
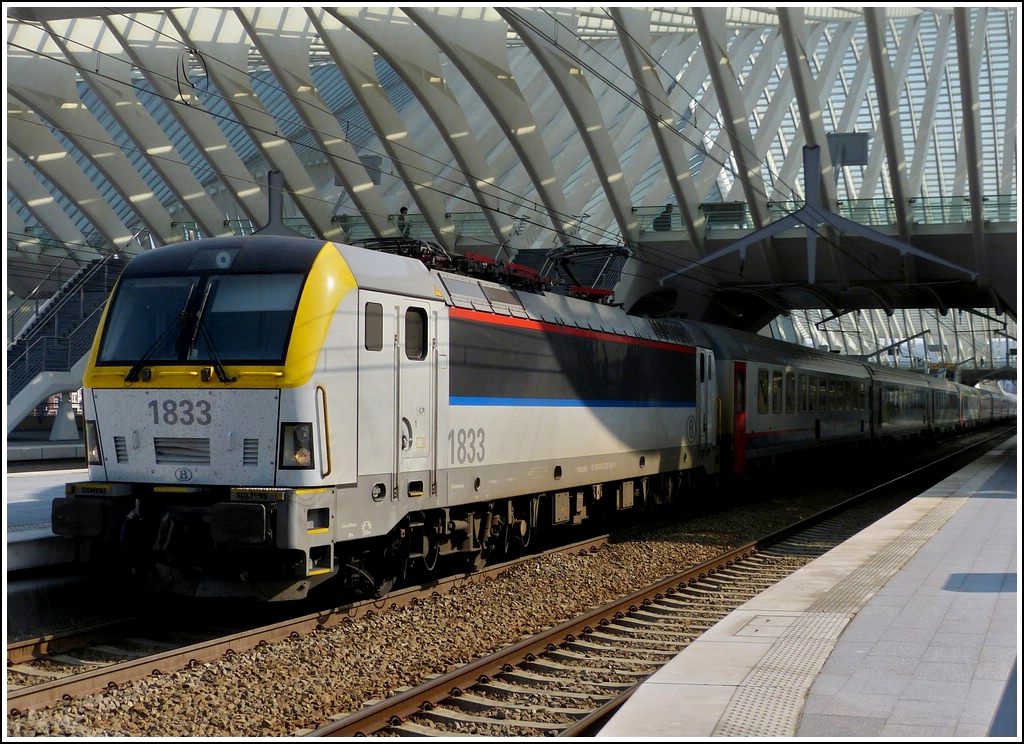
[732,362,747,473]
[697,349,716,452]
[358,293,436,503]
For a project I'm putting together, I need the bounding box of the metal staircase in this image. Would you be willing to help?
[7,254,126,407]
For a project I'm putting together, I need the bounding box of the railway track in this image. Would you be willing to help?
[7,429,1011,734]
[6,537,618,718]
[311,431,1012,737]
[309,500,895,735]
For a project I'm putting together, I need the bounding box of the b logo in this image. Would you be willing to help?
[175,468,194,482]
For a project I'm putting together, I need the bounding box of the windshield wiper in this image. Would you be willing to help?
[125,284,196,383]
[191,284,236,383]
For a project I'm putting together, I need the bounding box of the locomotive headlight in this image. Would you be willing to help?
[279,422,314,470]
[85,420,103,465]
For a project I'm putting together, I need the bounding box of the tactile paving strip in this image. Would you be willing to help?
[713,494,969,736]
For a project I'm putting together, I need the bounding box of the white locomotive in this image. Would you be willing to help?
[52,233,1015,601]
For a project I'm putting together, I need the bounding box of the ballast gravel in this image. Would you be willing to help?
[6,490,831,737]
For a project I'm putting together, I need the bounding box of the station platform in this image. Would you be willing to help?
[6,436,85,466]
[598,435,1019,738]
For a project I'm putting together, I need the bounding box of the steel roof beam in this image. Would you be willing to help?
[167,8,342,241]
[313,8,512,249]
[907,13,953,196]
[6,56,178,246]
[606,7,704,250]
[954,7,988,278]
[236,8,394,241]
[6,103,136,255]
[103,12,268,229]
[694,8,771,228]
[404,7,575,244]
[40,16,225,241]
[6,151,88,261]
[500,8,636,246]
[863,8,915,247]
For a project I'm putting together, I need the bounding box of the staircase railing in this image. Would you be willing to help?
[6,253,125,403]
[8,251,122,346]
[7,252,88,343]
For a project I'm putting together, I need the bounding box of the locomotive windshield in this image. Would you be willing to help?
[98,272,304,365]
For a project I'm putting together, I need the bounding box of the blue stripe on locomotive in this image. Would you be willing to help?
[449,313,696,407]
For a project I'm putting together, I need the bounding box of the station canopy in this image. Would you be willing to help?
[5,7,1018,392]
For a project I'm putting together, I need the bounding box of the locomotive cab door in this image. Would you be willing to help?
[358,293,437,503]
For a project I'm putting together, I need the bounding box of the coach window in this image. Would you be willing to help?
[772,370,783,413]
[798,374,807,411]
[757,369,769,414]
[828,379,836,411]
[786,372,795,413]
[808,377,816,411]
[365,302,383,351]
[405,307,427,360]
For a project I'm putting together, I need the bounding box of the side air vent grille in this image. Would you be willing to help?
[243,439,259,466]
[114,436,128,463]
